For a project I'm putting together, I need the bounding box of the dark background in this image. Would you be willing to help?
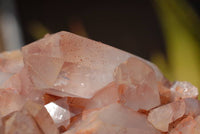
[4,0,200,60]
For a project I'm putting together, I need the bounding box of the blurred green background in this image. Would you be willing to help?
[0,0,200,91]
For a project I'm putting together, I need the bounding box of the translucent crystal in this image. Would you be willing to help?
[0,31,199,134]
[169,116,196,134]
[194,116,200,134]
[21,31,164,98]
[66,103,161,134]
[148,100,186,132]
[85,82,120,110]
[3,111,43,134]
[184,98,200,117]
[0,50,23,74]
[0,89,25,116]
[114,57,161,111]
[45,98,70,128]
[170,81,198,101]
[23,101,59,134]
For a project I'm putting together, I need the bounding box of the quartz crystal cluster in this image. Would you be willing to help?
[0,31,199,134]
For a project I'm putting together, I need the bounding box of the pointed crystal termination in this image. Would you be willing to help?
[44,97,71,129]
[0,31,199,134]
[114,57,161,111]
[21,31,164,98]
[148,100,186,132]
[23,101,59,134]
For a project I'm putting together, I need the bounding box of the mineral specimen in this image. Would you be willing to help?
[0,31,199,134]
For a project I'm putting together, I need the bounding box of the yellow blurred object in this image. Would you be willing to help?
[153,0,200,93]
[151,52,173,81]
[28,21,50,40]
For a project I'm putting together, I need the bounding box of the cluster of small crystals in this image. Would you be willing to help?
[0,31,199,134]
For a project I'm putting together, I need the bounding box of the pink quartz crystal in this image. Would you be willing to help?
[114,57,161,111]
[0,89,25,116]
[194,116,200,134]
[170,81,198,101]
[3,111,43,134]
[44,98,70,129]
[0,31,199,134]
[148,100,186,132]
[0,50,23,73]
[0,50,23,88]
[23,101,59,134]
[169,116,196,134]
[65,103,161,134]
[21,31,164,98]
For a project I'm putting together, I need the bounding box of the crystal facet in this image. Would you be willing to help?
[0,31,199,134]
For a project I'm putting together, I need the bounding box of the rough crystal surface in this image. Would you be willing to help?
[0,31,199,134]
[170,81,198,101]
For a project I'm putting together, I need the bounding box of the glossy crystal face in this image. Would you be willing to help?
[0,31,199,134]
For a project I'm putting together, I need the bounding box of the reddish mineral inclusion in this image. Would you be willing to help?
[0,31,199,134]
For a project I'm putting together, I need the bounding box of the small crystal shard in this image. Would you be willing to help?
[23,101,59,134]
[170,81,198,101]
[148,100,186,132]
[184,98,200,117]
[158,83,172,104]
[114,57,161,111]
[45,98,70,128]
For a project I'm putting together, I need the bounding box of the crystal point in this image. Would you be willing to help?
[114,57,161,111]
[148,100,186,132]
[0,31,199,134]
[21,31,164,98]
